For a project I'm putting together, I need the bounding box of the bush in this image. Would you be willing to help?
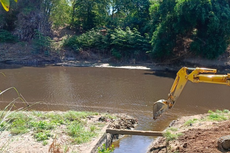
[63,29,109,52]
[32,31,52,56]
[64,28,151,60]
[0,30,17,43]
[110,27,151,60]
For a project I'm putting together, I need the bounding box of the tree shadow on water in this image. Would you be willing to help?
[144,69,177,79]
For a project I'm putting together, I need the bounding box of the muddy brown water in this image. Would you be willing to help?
[0,66,230,153]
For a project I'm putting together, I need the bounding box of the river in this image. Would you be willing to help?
[0,66,230,153]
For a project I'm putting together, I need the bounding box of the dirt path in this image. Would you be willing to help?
[148,111,230,153]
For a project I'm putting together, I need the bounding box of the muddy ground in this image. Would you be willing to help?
[148,113,230,153]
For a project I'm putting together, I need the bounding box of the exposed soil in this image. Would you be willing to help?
[0,112,137,153]
[148,114,230,153]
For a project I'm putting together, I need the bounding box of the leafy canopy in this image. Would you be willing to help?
[150,0,230,60]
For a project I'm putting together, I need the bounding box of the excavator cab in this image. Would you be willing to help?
[153,67,230,119]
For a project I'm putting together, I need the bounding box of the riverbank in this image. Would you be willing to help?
[147,109,230,153]
[1,42,230,73]
[0,110,137,153]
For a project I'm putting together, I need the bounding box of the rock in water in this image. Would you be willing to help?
[218,135,230,151]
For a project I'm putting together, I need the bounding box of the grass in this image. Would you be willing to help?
[0,110,109,144]
[163,131,183,141]
[207,109,229,121]
[184,118,198,126]
[167,127,178,132]
[34,131,52,141]
[67,121,97,144]
[182,109,230,127]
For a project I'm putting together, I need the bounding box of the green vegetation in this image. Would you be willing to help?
[163,131,183,141]
[167,127,178,132]
[67,121,97,144]
[2,0,230,62]
[98,144,115,153]
[207,109,228,121]
[64,28,151,60]
[150,0,230,60]
[184,118,198,126]
[183,109,230,127]
[0,110,108,144]
[0,30,17,43]
[32,31,52,56]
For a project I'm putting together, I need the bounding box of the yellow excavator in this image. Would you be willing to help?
[153,67,230,119]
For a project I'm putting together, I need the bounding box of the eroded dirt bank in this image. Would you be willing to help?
[148,111,230,153]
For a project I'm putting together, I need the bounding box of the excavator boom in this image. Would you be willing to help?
[153,67,230,119]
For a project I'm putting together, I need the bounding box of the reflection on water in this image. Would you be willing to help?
[0,66,230,153]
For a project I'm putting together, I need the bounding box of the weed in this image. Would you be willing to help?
[67,122,83,137]
[163,131,183,141]
[184,119,198,126]
[90,125,97,132]
[98,144,115,153]
[208,113,227,121]
[63,145,70,153]
[0,122,8,131]
[167,127,178,131]
[10,126,28,135]
[215,109,222,113]
[64,111,96,121]
[208,110,214,114]
[29,120,55,131]
[44,113,65,125]
[67,121,97,144]
[104,114,117,120]
[223,109,230,113]
[34,131,52,141]
[42,140,48,146]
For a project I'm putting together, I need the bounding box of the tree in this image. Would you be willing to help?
[107,0,150,32]
[150,0,230,60]
[49,0,72,28]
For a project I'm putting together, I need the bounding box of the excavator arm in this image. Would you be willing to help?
[153,67,230,119]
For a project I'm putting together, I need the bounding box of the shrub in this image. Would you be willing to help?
[63,29,109,52]
[63,27,151,60]
[0,30,17,43]
[110,27,151,60]
[32,31,52,56]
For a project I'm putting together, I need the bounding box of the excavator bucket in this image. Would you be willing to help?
[153,99,169,119]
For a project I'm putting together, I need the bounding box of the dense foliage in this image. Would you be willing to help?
[64,28,151,60]
[70,0,150,33]
[0,29,17,42]
[1,0,230,61]
[150,0,230,60]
